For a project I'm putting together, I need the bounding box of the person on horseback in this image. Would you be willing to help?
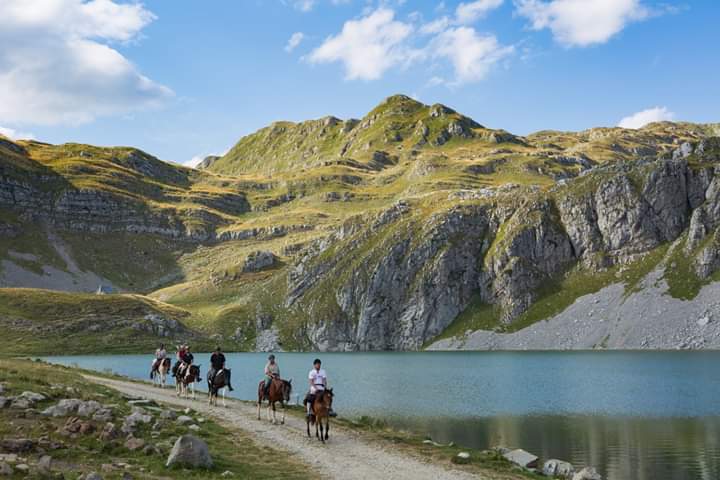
[150,343,167,379]
[263,354,280,397]
[178,345,194,380]
[304,358,336,417]
[172,344,186,378]
[209,346,233,391]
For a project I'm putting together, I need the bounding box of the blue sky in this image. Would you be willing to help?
[0,0,718,166]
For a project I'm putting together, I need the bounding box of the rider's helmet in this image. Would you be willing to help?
[268,354,276,361]
[313,358,321,366]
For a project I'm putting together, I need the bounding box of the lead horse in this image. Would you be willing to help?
[177,364,201,399]
[151,358,171,388]
[307,388,333,443]
[257,377,292,424]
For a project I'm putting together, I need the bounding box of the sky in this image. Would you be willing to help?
[0,0,718,166]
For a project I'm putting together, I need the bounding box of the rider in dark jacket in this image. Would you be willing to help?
[208,346,233,391]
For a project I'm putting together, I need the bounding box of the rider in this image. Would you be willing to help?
[150,343,167,379]
[172,344,186,378]
[304,358,332,418]
[263,354,280,397]
[178,344,194,379]
[209,346,234,391]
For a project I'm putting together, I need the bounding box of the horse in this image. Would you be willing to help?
[306,388,333,443]
[151,358,171,388]
[207,368,231,407]
[257,376,292,424]
[177,364,201,399]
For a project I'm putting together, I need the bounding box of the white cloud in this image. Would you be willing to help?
[308,8,416,80]
[294,0,316,11]
[456,0,504,24]
[430,27,513,84]
[0,126,35,140]
[515,0,649,47]
[420,16,451,35]
[618,106,675,129]
[285,32,305,52]
[0,0,172,126]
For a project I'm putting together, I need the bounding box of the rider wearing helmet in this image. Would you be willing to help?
[263,354,280,397]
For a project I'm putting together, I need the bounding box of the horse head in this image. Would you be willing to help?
[282,379,293,402]
[324,388,334,407]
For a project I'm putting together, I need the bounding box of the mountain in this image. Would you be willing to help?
[1,95,720,353]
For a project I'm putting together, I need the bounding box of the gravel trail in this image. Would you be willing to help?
[85,375,480,480]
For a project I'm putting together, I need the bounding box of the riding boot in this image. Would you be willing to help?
[329,408,337,417]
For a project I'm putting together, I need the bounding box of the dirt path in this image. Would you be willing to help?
[85,375,479,480]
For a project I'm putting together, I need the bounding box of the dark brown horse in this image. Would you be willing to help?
[177,364,201,399]
[306,388,333,442]
[257,377,292,424]
[207,368,230,407]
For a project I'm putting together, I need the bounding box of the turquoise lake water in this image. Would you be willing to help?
[43,351,720,479]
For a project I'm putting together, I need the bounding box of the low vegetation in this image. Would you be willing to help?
[0,358,310,479]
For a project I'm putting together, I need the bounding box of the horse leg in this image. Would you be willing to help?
[222,388,226,408]
[257,400,261,420]
[191,382,195,400]
[319,419,324,443]
[306,418,311,438]
[325,417,329,440]
[281,401,285,425]
[272,402,277,424]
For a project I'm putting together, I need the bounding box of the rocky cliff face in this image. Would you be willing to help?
[276,140,720,350]
[2,97,719,353]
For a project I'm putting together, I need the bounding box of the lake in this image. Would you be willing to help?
[43,351,720,479]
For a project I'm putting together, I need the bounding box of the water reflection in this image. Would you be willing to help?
[390,415,720,480]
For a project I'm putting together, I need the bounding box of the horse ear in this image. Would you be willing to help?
[289,378,293,384]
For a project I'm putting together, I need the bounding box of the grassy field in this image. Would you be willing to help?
[0,358,311,479]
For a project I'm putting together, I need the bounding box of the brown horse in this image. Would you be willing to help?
[257,377,292,424]
[177,364,201,399]
[306,388,333,443]
[152,358,171,388]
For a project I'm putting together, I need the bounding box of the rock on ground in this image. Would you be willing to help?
[543,459,575,478]
[165,435,213,469]
[573,467,603,480]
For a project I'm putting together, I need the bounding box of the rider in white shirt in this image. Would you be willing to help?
[150,343,167,379]
[305,358,335,417]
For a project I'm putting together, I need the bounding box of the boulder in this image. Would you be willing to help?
[85,472,103,480]
[543,459,575,478]
[13,464,28,473]
[37,455,53,472]
[188,424,200,432]
[42,399,82,417]
[0,462,12,476]
[242,251,277,272]
[10,391,46,409]
[125,436,146,451]
[77,400,102,417]
[159,410,177,420]
[176,415,194,425]
[0,398,9,409]
[165,435,213,469]
[99,422,120,441]
[502,448,539,468]
[122,411,152,434]
[0,438,34,453]
[573,467,603,480]
[93,408,114,422]
[452,452,471,465]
